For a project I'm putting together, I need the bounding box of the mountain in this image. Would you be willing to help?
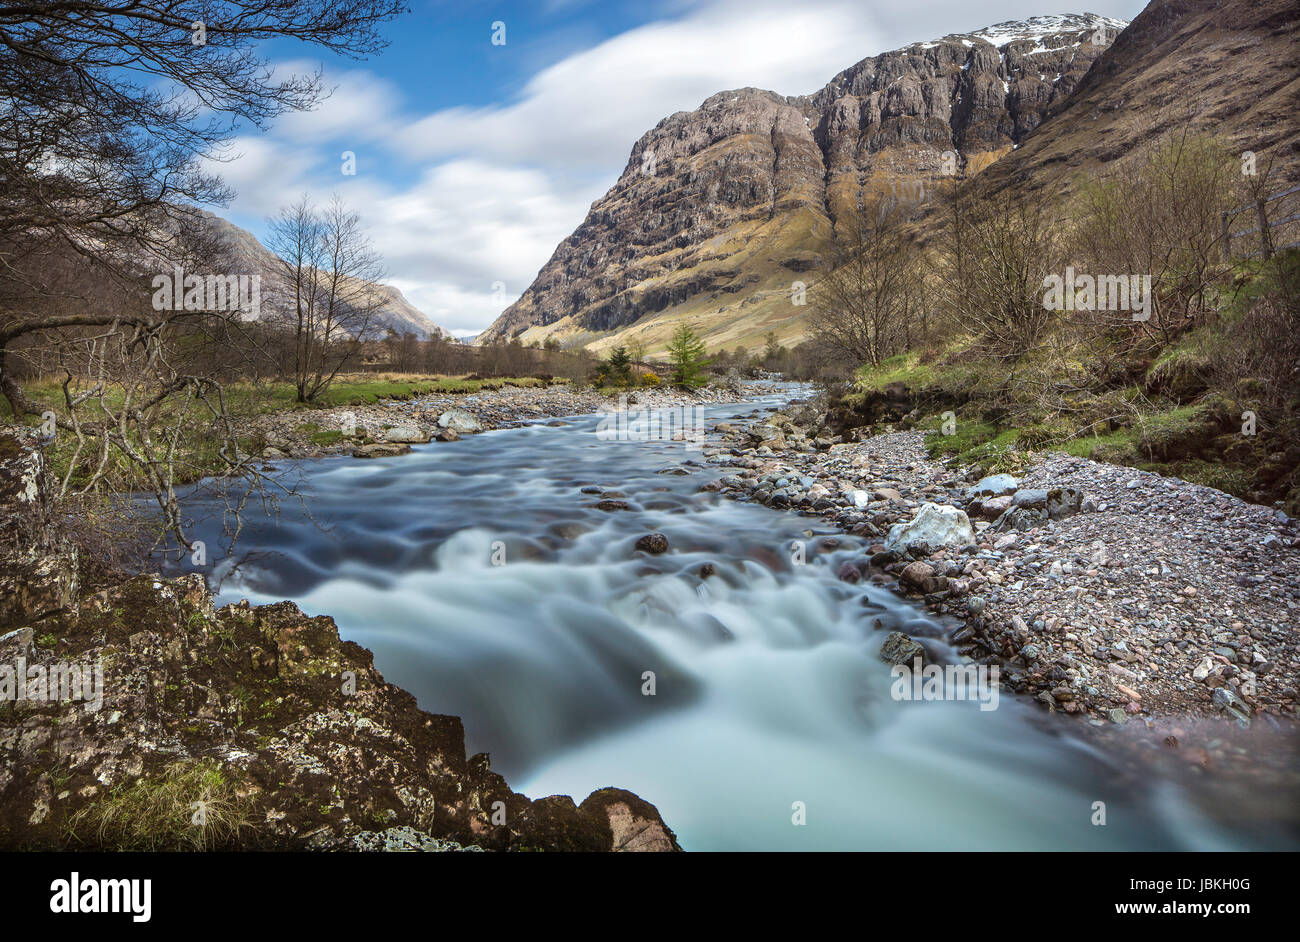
[198,210,451,341]
[963,0,1300,207]
[477,12,1127,353]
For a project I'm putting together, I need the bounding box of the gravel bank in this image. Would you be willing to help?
[703,405,1300,726]
[252,382,768,460]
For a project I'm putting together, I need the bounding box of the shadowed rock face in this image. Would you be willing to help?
[480,14,1124,348]
[0,429,680,852]
[0,428,77,632]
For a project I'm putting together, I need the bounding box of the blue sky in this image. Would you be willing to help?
[209,0,1147,337]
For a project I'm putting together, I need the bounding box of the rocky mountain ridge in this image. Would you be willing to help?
[478,12,1127,353]
[965,0,1300,208]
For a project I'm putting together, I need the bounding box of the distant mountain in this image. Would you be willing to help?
[197,210,450,341]
[477,12,1126,354]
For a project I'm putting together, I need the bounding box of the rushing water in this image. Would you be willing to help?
[171,387,1296,850]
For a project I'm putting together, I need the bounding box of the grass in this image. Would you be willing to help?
[1,373,557,422]
[226,373,553,412]
[921,418,1029,473]
[67,759,256,851]
[1057,427,1137,459]
[0,371,556,487]
[854,352,940,392]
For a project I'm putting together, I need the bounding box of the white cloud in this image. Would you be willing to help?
[397,0,887,174]
[274,68,405,145]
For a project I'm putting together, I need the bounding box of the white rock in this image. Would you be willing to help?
[437,409,483,433]
[971,473,1018,497]
[885,502,975,554]
[383,424,431,444]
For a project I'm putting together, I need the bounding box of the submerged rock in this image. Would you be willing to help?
[635,532,670,555]
[353,442,412,458]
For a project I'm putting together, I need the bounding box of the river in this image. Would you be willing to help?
[171,385,1296,850]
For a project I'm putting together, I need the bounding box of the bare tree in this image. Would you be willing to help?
[267,195,385,402]
[931,181,1061,363]
[811,198,923,366]
[1071,128,1245,342]
[0,1,407,555]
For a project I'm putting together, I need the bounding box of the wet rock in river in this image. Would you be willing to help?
[635,532,670,555]
[879,631,927,666]
[353,442,412,458]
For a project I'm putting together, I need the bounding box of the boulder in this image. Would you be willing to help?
[1046,487,1084,520]
[971,473,1018,497]
[975,495,1012,520]
[1212,685,1251,723]
[437,409,483,433]
[634,533,670,555]
[885,502,975,555]
[383,425,431,444]
[1011,488,1049,510]
[989,507,1046,532]
[900,561,945,594]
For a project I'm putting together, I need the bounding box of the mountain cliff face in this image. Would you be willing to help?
[479,13,1126,353]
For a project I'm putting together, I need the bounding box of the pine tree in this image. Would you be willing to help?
[607,346,633,385]
[667,325,710,387]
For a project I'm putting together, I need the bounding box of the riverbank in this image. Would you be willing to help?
[704,402,1300,726]
[253,380,771,460]
[0,425,681,851]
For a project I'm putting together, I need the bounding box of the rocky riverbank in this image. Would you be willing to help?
[0,426,680,851]
[255,380,770,461]
[702,400,1300,727]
